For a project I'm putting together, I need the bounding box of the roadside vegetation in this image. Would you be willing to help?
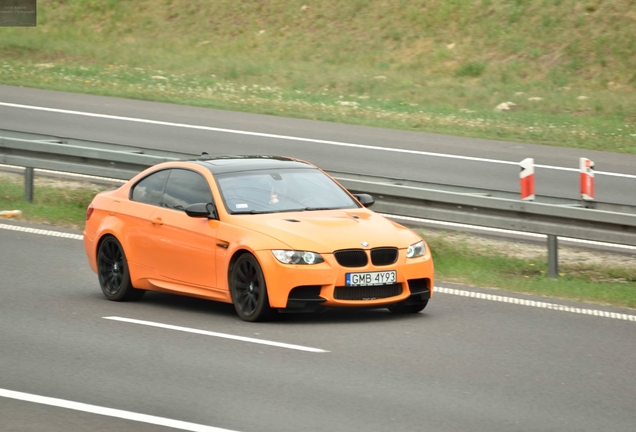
[427,230,636,309]
[0,173,111,228]
[1,0,635,153]
[1,174,634,309]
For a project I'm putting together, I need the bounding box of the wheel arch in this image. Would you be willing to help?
[95,232,138,283]
[227,248,255,300]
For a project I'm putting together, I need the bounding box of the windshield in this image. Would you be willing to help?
[215,168,359,214]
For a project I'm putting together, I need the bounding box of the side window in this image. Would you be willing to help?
[131,169,170,205]
[162,169,213,211]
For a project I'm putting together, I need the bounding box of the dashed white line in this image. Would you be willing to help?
[1,101,634,179]
[1,224,633,322]
[436,286,636,322]
[0,388,241,432]
[0,223,83,240]
[103,316,329,353]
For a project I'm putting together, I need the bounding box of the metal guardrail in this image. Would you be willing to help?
[330,172,636,246]
[0,131,196,200]
[2,130,636,278]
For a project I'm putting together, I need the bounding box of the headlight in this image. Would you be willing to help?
[406,241,425,258]
[272,250,324,265]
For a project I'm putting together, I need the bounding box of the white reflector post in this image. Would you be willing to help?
[580,157,595,201]
[520,158,535,201]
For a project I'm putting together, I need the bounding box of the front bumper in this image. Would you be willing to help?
[254,249,434,310]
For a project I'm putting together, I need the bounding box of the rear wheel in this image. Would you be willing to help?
[387,299,428,314]
[97,236,145,301]
[230,254,273,322]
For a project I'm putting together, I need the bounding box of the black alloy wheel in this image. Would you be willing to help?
[97,236,145,301]
[230,254,273,322]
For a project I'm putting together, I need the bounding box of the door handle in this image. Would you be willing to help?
[151,217,163,226]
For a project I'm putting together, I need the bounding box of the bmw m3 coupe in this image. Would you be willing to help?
[84,155,434,321]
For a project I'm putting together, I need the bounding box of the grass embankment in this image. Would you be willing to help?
[1,175,634,309]
[429,231,636,308]
[1,1,635,153]
[0,174,109,228]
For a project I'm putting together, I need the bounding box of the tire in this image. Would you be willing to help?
[229,254,274,322]
[97,236,145,302]
[387,299,428,314]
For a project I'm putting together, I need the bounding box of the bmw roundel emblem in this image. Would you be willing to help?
[361,241,369,247]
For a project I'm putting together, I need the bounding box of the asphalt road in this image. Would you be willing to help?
[1,85,636,206]
[1,85,636,430]
[1,223,636,432]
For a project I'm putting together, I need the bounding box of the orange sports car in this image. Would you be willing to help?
[84,156,434,321]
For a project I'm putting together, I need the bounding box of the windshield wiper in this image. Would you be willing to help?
[233,208,307,214]
[233,210,275,214]
[303,206,338,211]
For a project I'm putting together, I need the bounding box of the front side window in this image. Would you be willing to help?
[215,168,359,214]
[131,169,170,205]
[161,169,213,211]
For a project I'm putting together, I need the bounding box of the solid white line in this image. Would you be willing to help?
[436,286,636,322]
[2,211,635,252]
[1,102,634,179]
[103,316,329,353]
[0,164,126,183]
[0,388,240,432]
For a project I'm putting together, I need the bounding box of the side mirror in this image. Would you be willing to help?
[185,202,217,219]
[353,193,375,208]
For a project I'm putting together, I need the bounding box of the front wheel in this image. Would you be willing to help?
[97,236,145,302]
[229,254,274,322]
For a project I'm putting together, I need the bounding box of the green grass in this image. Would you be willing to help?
[1,175,634,309]
[0,0,635,153]
[0,177,109,229]
[427,232,636,309]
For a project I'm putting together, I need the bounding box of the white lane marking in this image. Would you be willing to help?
[0,388,241,432]
[0,223,83,240]
[103,316,329,353]
[1,224,632,320]
[436,286,636,322]
[1,102,634,179]
[2,212,635,253]
[0,164,126,183]
[3,161,634,252]
[383,214,636,251]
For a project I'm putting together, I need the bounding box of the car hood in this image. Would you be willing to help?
[229,209,420,253]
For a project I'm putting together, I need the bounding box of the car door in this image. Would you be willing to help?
[148,168,219,288]
[124,168,171,270]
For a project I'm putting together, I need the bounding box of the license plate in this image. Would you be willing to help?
[346,270,396,286]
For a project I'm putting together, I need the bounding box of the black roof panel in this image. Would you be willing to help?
[190,155,315,174]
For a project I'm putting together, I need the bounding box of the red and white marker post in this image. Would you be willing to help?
[520,158,535,201]
[579,157,595,201]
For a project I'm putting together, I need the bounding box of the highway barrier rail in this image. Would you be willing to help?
[2,129,636,277]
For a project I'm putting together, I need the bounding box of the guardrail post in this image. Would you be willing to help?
[24,167,34,202]
[547,235,558,278]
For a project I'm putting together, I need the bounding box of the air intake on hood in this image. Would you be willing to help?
[283,219,301,222]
